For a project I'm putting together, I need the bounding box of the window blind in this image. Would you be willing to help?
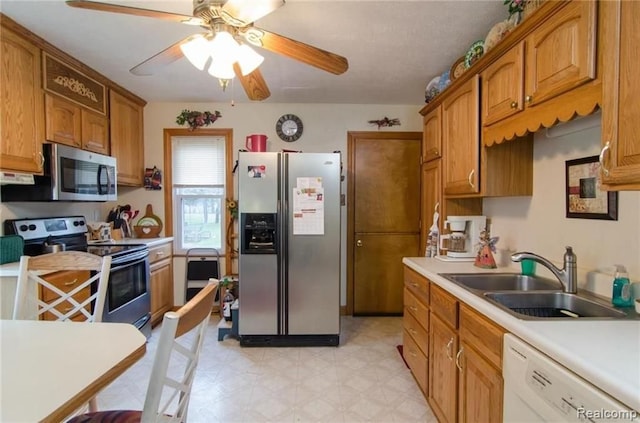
[172,136,225,185]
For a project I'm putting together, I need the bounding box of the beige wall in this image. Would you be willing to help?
[484,123,640,299]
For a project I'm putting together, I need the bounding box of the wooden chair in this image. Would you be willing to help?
[13,251,112,322]
[68,280,219,423]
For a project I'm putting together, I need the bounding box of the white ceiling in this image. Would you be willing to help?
[0,0,507,105]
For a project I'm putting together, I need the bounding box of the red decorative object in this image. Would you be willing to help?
[368,117,401,129]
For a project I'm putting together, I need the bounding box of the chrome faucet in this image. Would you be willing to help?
[511,247,578,294]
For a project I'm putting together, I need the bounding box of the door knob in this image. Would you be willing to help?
[356,239,363,247]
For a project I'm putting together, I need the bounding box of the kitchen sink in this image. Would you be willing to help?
[484,292,628,319]
[439,273,563,292]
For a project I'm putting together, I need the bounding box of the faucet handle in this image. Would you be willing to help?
[564,246,577,263]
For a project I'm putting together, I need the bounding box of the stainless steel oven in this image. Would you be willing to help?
[4,216,152,338]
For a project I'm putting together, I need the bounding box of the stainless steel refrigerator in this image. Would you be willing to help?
[238,152,341,346]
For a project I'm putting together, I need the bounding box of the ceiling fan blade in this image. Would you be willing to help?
[233,63,271,101]
[129,35,194,76]
[242,27,348,75]
[221,0,284,27]
[66,0,205,26]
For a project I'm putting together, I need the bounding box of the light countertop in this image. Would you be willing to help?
[403,257,640,413]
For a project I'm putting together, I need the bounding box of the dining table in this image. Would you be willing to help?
[0,319,147,423]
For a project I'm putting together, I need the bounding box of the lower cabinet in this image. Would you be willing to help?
[403,265,505,423]
[149,242,174,326]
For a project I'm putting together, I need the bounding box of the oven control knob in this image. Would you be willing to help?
[19,224,28,232]
[28,224,36,231]
[74,220,85,227]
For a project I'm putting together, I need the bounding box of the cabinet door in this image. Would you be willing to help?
[420,160,441,256]
[422,105,442,162]
[481,42,524,126]
[458,341,503,423]
[110,90,144,186]
[525,0,596,107]
[150,258,174,325]
[601,0,640,189]
[442,75,480,195]
[45,94,82,147]
[0,27,44,173]
[429,313,458,423]
[81,109,109,155]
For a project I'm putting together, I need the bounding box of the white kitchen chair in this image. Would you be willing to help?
[13,251,112,322]
[68,280,219,423]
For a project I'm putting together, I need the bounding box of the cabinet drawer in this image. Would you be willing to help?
[403,329,428,395]
[404,266,429,304]
[40,270,90,321]
[404,287,429,329]
[149,242,172,264]
[430,284,458,329]
[459,304,505,369]
[403,308,428,356]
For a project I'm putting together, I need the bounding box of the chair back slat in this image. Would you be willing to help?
[13,251,112,322]
[141,281,218,422]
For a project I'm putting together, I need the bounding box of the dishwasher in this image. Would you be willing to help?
[503,334,639,423]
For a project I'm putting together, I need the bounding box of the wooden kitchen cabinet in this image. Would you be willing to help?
[422,105,442,163]
[600,0,640,190]
[482,0,599,146]
[45,94,110,154]
[149,241,174,326]
[110,89,144,186]
[403,266,430,394]
[442,75,480,196]
[420,160,441,255]
[40,270,91,321]
[429,312,458,423]
[0,24,44,173]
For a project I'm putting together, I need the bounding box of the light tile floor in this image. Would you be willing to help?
[96,316,437,423]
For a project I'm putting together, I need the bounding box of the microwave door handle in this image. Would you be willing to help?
[97,164,110,195]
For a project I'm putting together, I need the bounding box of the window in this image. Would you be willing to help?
[171,135,227,255]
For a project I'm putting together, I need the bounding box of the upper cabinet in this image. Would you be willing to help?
[600,0,640,190]
[0,25,44,173]
[110,90,144,187]
[422,105,442,163]
[442,76,481,196]
[482,0,598,145]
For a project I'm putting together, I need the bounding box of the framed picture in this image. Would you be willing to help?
[565,155,618,220]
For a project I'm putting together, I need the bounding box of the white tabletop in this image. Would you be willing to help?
[0,320,147,423]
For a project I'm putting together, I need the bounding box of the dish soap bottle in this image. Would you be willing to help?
[612,265,633,307]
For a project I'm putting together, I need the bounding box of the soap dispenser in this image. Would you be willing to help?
[612,265,634,307]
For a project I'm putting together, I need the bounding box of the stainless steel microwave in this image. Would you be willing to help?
[1,143,117,202]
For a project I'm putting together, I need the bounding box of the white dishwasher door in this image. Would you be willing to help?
[503,334,639,423]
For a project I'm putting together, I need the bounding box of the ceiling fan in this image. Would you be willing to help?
[66,0,349,101]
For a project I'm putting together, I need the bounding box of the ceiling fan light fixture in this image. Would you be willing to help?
[180,34,211,70]
[236,44,264,76]
[208,57,236,80]
[210,30,240,58]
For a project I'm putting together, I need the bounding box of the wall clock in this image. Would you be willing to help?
[276,114,303,142]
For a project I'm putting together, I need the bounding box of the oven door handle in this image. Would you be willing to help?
[110,251,149,269]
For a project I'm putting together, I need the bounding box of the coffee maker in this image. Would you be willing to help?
[436,215,486,261]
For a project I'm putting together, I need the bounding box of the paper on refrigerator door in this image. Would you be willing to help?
[292,186,324,235]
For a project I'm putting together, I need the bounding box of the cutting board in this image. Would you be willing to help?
[133,204,163,238]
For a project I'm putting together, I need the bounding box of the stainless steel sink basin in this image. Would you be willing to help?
[484,292,628,319]
[439,273,563,292]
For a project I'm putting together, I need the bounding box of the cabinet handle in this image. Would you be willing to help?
[410,306,418,312]
[468,169,475,188]
[64,307,74,312]
[156,251,165,256]
[456,347,464,371]
[510,101,518,109]
[525,95,533,103]
[64,279,78,286]
[599,142,611,177]
[411,282,419,288]
[446,338,454,360]
[38,151,45,169]
[409,328,417,335]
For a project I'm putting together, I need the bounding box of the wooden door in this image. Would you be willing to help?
[110,90,144,186]
[348,132,421,315]
[45,94,82,148]
[429,313,458,423]
[422,105,442,162]
[481,42,524,126]
[601,0,640,189]
[525,0,596,107]
[421,160,441,256]
[81,109,109,155]
[0,27,44,173]
[458,342,503,423]
[442,75,480,196]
